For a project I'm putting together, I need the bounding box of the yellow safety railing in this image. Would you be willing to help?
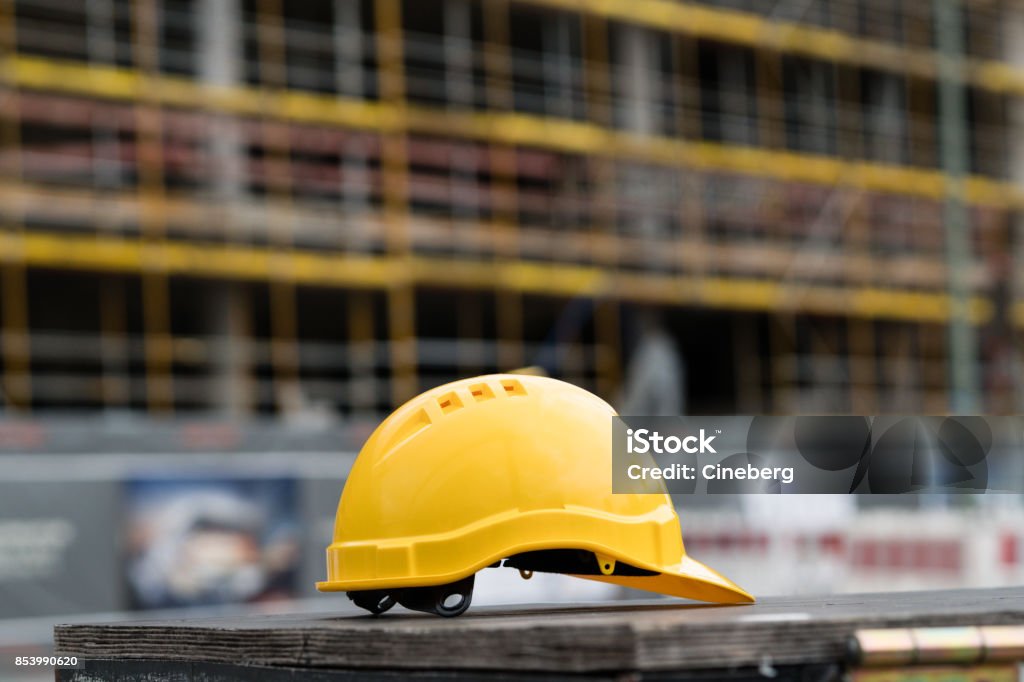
[6,55,1021,209]
[0,230,993,325]
[523,0,1024,96]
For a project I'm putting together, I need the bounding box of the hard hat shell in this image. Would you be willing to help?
[317,373,753,605]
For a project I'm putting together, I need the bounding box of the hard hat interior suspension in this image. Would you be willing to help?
[347,574,475,617]
[346,550,660,617]
[502,550,658,577]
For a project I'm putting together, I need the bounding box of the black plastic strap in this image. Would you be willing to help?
[346,574,475,618]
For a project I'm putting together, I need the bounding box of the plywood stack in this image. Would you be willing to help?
[54,588,1024,681]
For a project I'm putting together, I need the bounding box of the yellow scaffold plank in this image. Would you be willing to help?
[520,0,1024,97]
[0,231,994,325]
[0,231,399,288]
[7,55,1023,208]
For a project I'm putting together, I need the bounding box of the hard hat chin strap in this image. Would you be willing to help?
[347,574,475,618]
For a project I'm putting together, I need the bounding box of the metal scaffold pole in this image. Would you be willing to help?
[133,0,174,414]
[934,0,979,414]
[375,0,417,406]
[0,0,30,412]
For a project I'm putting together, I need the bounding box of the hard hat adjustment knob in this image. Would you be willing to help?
[346,589,397,615]
[395,574,475,618]
[347,575,477,617]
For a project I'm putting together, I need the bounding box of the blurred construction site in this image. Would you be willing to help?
[2,0,1023,418]
[2,0,1024,669]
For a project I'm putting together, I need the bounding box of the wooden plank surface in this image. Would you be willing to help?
[54,588,1024,674]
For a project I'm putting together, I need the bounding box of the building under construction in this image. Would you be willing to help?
[0,0,1021,418]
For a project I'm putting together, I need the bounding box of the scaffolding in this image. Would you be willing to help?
[0,0,1019,416]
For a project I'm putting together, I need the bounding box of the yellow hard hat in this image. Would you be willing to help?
[317,373,753,616]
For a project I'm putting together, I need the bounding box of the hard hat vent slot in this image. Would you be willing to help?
[389,408,431,447]
[468,383,495,401]
[500,379,527,396]
[437,391,464,414]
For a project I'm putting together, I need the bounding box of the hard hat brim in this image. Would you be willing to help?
[573,554,755,604]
